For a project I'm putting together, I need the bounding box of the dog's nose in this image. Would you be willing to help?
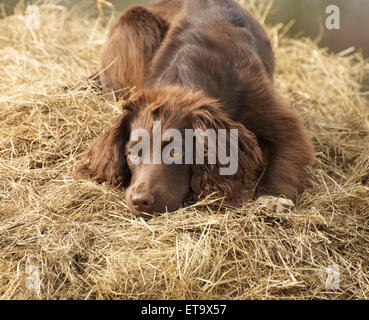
[131,192,155,213]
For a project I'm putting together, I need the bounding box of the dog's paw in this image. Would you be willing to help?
[256,195,295,213]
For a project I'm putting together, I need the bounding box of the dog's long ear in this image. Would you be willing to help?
[76,107,135,188]
[189,104,264,204]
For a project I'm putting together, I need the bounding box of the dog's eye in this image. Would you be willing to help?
[127,151,139,164]
[169,149,183,158]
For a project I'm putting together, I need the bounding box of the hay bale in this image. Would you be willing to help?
[0,1,368,299]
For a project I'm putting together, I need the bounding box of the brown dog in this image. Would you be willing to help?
[76,0,314,216]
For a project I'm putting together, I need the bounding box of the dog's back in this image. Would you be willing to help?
[148,0,273,70]
[100,0,273,100]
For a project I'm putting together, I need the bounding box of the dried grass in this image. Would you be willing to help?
[0,1,368,300]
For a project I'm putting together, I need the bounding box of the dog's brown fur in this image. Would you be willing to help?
[77,0,314,215]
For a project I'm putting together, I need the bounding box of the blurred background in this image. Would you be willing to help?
[1,0,369,56]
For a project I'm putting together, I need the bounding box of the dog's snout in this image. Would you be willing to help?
[131,192,155,213]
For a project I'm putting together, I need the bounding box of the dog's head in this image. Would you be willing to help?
[76,86,263,216]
